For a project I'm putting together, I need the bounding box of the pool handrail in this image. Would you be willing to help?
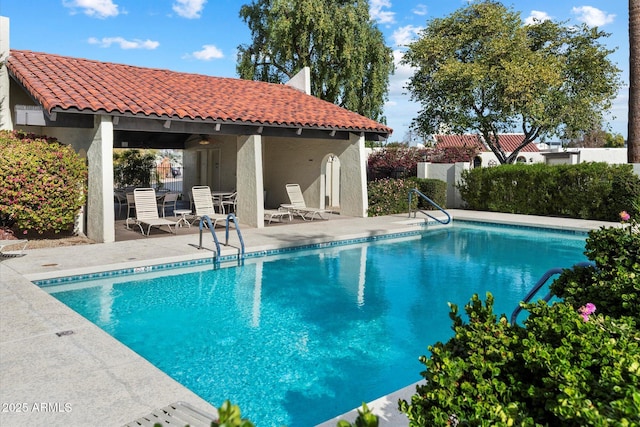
[197,214,245,266]
[225,213,245,265]
[407,188,451,224]
[510,261,595,324]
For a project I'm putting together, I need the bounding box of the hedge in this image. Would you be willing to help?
[457,162,640,221]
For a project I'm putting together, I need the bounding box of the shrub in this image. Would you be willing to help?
[367,178,418,216]
[400,217,640,425]
[399,294,640,426]
[457,162,640,221]
[407,177,447,210]
[0,130,87,235]
[367,147,431,180]
[551,211,640,319]
[367,146,479,181]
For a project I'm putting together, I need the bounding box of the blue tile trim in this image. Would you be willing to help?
[454,219,589,236]
[34,219,583,287]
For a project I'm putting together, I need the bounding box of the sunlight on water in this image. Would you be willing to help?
[49,223,587,427]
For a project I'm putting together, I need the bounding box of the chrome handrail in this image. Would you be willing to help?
[510,262,594,324]
[408,188,451,224]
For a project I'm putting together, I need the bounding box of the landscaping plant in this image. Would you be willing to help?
[0,130,87,235]
[399,214,640,426]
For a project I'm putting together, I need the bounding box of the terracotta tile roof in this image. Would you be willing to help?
[7,49,392,135]
[435,134,485,150]
[435,134,539,152]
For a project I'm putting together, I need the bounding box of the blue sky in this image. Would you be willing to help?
[1,0,629,141]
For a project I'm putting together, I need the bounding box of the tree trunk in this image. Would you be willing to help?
[630,0,640,162]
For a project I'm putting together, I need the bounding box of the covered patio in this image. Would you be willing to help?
[1,32,391,243]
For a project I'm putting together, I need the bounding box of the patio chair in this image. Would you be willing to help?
[114,189,127,218]
[126,188,177,236]
[191,186,231,227]
[221,191,237,214]
[281,184,331,221]
[0,239,28,259]
[126,192,136,218]
[158,192,179,217]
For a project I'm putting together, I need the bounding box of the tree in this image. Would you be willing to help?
[236,0,394,123]
[630,0,640,162]
[402,1,621,164]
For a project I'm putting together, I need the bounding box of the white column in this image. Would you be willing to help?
[0,16,13,130]
[86,115,115,242]
[338,133,368,217]
[237,134,264,228]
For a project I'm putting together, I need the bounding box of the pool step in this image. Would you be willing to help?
[124,401,217,427]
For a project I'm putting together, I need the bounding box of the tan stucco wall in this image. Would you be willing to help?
[262,136,354,209]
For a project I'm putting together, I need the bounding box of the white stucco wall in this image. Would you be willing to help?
[575,148,628,164]
[417,162,470,209]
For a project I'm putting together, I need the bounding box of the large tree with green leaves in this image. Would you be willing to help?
[403,1,621,164]
[236,0,394,123]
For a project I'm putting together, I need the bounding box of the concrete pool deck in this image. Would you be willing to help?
[0,211,618,426]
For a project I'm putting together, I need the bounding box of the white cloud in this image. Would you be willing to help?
[412,4,428,16]
[63,0,120,18]
[571,6,615,27]
[88,37,159,50]
[392,25,423,48]
[191,45,224,60]
[172,0,207,19]
[370,0,395,24]
[524,10,552,25]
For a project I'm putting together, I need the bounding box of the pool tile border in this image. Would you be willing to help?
[34,219,586,288]
[34,228,428,287]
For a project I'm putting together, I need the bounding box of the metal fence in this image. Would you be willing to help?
[149,165,183,194]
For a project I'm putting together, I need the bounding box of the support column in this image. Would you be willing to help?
[237,134,264,228]
[0,17,13,130]
[86,115,115,242]
[339,133,368,217]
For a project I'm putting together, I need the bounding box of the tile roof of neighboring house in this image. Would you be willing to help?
[435,134,486,150]
[435,134,539,152]
[7,50,392,136]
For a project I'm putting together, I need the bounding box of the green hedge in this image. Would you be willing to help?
[367,178,446,216]
[457,163,640,221]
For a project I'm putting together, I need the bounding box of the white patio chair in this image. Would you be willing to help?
[126,188,177,236]
[191,186,230,227]
[281,184,331,221]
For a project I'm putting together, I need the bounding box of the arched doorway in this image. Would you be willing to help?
[322,154,341,210]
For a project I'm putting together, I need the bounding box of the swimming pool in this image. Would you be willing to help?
[42,222,587,426]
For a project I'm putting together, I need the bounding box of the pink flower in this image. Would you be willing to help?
[578,303,596,322]
[620,211,631,222]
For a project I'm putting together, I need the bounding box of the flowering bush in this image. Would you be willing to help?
[367,146,479,181]
[400,215,640,425]
[399,294,640,426]
[367,178,419,216]
[551,210,640,319]
[0,130,87,235]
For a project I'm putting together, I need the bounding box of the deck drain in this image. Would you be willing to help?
[42,263,59,267]
[55,330,74,337]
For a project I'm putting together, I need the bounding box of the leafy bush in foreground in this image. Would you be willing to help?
[399,213,640,426]
[0,130,87,234]
[551,212,640,319]
[399,294,640,426]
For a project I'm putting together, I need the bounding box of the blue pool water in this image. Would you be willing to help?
[45,222,587,427]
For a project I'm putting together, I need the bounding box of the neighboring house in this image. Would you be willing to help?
[0,17,391,243]
[434,134,543,166]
